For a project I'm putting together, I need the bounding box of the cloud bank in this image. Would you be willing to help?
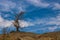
[26,0,60,10]
[0,14,60,32]
[0,0,60,13]
[26,0,50,8]
[0,15,13,28]
[0,0,26,13]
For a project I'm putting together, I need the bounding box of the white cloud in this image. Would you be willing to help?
[0,0,60,12]
[0,15,35,28]
[0,0,26,12]
[48,26,57,31]
[0,1,16,11]
[0,16,4,22]
[26,0,50,8]
[22,14,60,32]
[26,0,60,10]
[52,3,60,10]
[19,20,34,28]
[45,14,60,25]
[36,14,60,31]
[0,15,13,28]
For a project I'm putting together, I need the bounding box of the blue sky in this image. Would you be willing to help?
[0,0,60,34]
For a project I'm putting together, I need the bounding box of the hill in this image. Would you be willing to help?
[0,31,60,40]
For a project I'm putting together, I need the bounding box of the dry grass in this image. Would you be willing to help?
[0,31,60,40]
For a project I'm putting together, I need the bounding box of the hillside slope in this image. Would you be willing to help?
[0,31,60,40]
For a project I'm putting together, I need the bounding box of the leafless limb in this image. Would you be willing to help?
[13,11,24,32]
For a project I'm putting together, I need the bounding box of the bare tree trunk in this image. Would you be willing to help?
[13,12,24,32]
[16,27,19,32]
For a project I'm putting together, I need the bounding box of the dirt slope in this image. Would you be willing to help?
[0,31,60,40]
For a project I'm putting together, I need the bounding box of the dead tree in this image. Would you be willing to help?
[13,12,24,32]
